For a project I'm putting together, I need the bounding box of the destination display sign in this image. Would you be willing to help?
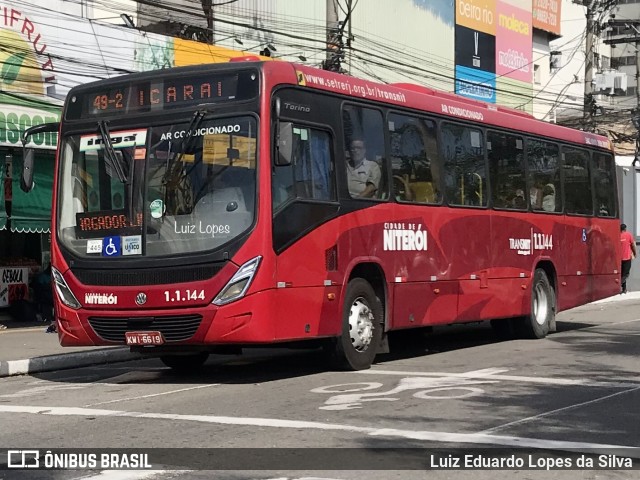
[75,211,143,239]
[66,70,258,119]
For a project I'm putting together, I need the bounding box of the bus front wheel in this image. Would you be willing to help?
[160,352,209,372]
[326,278,383,371]
[518,268,554,339]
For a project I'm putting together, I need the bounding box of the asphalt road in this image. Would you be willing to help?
[1,296,640,480]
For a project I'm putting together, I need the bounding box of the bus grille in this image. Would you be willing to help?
[88,314,203,343]
[72,264,223,286]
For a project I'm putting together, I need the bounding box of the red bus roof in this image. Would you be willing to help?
[268,62,612,152]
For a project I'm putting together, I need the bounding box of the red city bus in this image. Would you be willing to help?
[21,60,620,371]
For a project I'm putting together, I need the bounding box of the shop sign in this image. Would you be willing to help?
[0,105,58,149]
[0,267,29,307]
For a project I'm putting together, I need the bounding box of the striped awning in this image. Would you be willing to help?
[10,153,54,233]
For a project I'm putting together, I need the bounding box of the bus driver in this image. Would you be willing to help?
[346,139,381,198]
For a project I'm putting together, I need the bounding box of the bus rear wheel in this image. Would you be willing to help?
[517,268,554,339]
[325,278,383,371]
[160,352,209,372]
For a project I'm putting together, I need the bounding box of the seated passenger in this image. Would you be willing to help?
[542,184,556,212]
[512,189,526,209]
[346,139,381,198]
[393,174,414,201]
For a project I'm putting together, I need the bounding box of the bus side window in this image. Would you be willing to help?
[592,152,616,218]
[272,125,335,212]
[527,139,561,213]
[388,112,442,204]
[488,131,526,210]
[441,123,486,207]
[343,105,387,200]
[563,147,592,215]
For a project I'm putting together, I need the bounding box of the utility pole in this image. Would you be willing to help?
[603,19,640,162]
[635,26,640,166]
[583,0,597,132]
[324,0,343,72]
[201,0,213,44]
[626,23,640,112]
[347,0,353,75]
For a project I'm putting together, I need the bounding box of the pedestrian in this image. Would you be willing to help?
[32,264,53,321]
[620,223,636,294]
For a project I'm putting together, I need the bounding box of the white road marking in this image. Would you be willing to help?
[1,372,206,400]
[0,383,87,398]
[312,376,497,410]
[84,384,219,407]
[359,368,640,388]
[481,384,640,434]
[0,405,635,453]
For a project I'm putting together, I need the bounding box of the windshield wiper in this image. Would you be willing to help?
[98,120,128,184]
[162,109,207,186]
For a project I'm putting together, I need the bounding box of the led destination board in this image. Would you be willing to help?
[75,211,143,239]
[66,70,258,119]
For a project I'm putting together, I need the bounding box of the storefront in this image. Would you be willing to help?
[0,99,59,308]
[0,0,256,311]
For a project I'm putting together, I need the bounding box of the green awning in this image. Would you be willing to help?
[0,162,6,230]
[10,153,54,233]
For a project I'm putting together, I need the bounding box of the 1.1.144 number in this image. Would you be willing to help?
[164,289,205,302]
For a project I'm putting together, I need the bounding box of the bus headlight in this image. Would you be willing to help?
[52,266,81,309]
[213,256,262,306]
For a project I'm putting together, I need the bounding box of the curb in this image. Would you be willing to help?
[590,291,640,305]
[0,348,144,378]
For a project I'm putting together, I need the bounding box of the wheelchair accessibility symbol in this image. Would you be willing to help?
[102,236,121,256]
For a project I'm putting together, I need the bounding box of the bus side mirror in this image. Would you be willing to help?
[20,121,60,193]
[20,148,35,192]
[275,122,293,166]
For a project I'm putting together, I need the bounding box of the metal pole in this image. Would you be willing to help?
[202,0,213,44]
[347,0,352,75]
[326,0,340,68]
[632,26,640,171]
[636,36,639,113]
[583,1,596,131]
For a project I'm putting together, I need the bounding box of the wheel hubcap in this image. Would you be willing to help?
[533,283,548,326]
[349,297,374,351]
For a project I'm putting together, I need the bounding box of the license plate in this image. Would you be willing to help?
[125,331,164,345]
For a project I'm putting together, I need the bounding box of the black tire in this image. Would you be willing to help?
[517,268,554,339]
[160,352,209,372]
[326,278,383,371]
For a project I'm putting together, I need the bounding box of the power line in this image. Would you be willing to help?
[6,0,634,141]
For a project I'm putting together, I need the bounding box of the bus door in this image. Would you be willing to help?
[385,113,458,328]
[271,105,341,337]
[561,146,596,306]
[486,130,534,319]
[439,122,492,323]
[589,151,618,300]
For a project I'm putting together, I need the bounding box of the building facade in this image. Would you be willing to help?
[0,0,256,307]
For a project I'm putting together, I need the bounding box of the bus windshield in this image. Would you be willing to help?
[57,115,257,258]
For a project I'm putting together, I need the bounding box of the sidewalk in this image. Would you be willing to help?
[1,291,639,378]
[0,310,142,378]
